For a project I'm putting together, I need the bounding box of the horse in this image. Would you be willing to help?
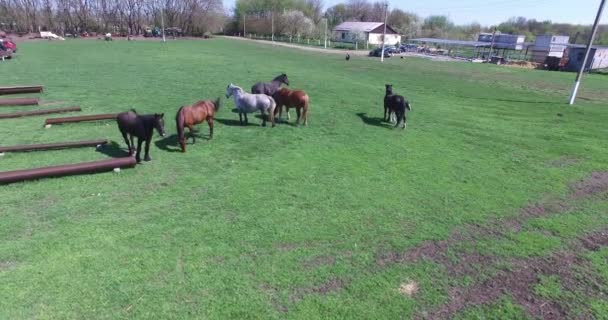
[272,88,309,126]
[116,109,166,162]
[251,73,289,96]
[226,83,276,127]
[176,98,220,153]
[384,84,412,129]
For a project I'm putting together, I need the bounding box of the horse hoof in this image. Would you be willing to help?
[144,157,151,162]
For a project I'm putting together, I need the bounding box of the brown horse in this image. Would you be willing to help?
[272,88,309,126]
[175,98,220,152]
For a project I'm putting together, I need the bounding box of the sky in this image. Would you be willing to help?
[224,0,608,26]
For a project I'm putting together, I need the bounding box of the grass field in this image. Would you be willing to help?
[1,38,608,319]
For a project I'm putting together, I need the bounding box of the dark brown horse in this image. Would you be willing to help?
[272,88,309,126]
[175,98,220,152]
[117,109,166,162]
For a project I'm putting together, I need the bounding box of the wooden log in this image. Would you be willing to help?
[0,85,44,95]
[44,113,117,125]
[0,157,137,184]
[0,106,81,119]
[0,139,108,153]
[0,98,40,106]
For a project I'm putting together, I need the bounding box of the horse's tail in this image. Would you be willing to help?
[405,101,412,111]
[176,106,186,152]
[269,96,276,127]
[214,97,221,112]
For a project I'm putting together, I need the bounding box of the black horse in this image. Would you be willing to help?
[384,84,412,129]
[251,73,289,96]
[116,109,166,162]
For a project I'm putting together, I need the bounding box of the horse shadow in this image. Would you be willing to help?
[95,141,131,158]
[153,134,181,152]
[356,113,390,128]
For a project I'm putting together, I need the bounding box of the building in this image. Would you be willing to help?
[564,46,608,71]
[477,33,526,50]
[333,22,401,45]
[531,35,570,63]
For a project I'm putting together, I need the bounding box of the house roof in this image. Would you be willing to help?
[334,22,398,34]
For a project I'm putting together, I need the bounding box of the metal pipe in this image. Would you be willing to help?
[0,85,44,95]
[0,157,137,185]
[0,139,108,153]
[0,106,81,119]
[44,113,118,125]
[0,98,40,106]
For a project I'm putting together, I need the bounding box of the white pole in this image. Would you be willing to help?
[380,2,388,62]
[243,14,246,37]
[271,12,274,42]
[160,0,166,42]
[569,0,605,105]
[324,18,327,49]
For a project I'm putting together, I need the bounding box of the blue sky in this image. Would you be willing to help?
[224,0,608,26]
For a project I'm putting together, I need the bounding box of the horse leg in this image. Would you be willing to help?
[208,118,214,139]
[239,112,243,125]
[394,111,403,128]
[303,107,308,126]
[136,138,143,163]
[144,138,152,161]
[384,105,388,121]
[188,125,195,144]
[295,107,301,125]
[244,113,249,125]
[403,114,407,130]
[130,135,135,154]
[261,110,267,127]
[121,131,132,155]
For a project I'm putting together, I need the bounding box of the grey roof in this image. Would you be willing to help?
[410,38,491,47]
[334,22,384,32]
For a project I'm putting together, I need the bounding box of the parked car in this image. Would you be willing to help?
[385,45,399,54]
[0,38,16,52]
[369,47,391,58]
[399,44,419,52]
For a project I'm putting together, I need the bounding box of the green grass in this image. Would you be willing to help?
[1,38,607,319]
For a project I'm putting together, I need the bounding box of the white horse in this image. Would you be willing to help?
[226,83,276,127]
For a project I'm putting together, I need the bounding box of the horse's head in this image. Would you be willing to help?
[276,73,289,86]
[385,84,393,95]
[154,113,166,137]
[226,84,242,98]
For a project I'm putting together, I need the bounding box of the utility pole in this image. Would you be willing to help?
[380,1,388,62]
[271,12,274,42]
[324,18,328,49]
[243,14,246,37]
[569,0,605,105]
[160,7,166,42]
[487,27,497,62]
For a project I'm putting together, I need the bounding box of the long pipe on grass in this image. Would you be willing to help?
[0,139,108,153]
[0,85,44,95]
[0,106,80,119]
[0,98,39,106]
[0,157,137,185]
[44,113,118,126]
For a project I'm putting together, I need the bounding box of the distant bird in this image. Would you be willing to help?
[400,56,404,59]
[345,53,351,61]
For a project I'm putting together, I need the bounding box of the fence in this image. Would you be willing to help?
[243,33,378,51]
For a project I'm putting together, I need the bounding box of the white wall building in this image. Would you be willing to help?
[333,22,401,45]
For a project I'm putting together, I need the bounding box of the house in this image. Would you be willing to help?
[333,22,401,45]
[531,35,570,63]
[564,45,608,71]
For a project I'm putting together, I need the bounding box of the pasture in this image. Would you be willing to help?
[1,38,608,319]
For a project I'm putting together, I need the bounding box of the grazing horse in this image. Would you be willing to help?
[227,84,276,127]
[272,88,309,126]
[117,109,166,162]
[176,98,220,153]
[384,84,412,129]
[251,73,289,95]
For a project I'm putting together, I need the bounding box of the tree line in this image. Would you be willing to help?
[0,0,225,36]
[229,0,607,45]
[1,0,606,45]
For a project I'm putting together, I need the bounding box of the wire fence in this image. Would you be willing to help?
[242,34,379,51]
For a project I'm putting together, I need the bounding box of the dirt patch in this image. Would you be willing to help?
[289,277,348,304]
[546,157,580,168]
[0,261,17,271]
[421,230,608,319]
[399,281,419,297]
[570,172,608,199]
[260,283,289,313]
[302,255,337,269]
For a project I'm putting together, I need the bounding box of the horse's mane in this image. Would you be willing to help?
[272,73,286,81]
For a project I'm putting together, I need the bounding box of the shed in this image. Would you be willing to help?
[333,22,401,45]
[531,35,570,63]
[565,46,608,71]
